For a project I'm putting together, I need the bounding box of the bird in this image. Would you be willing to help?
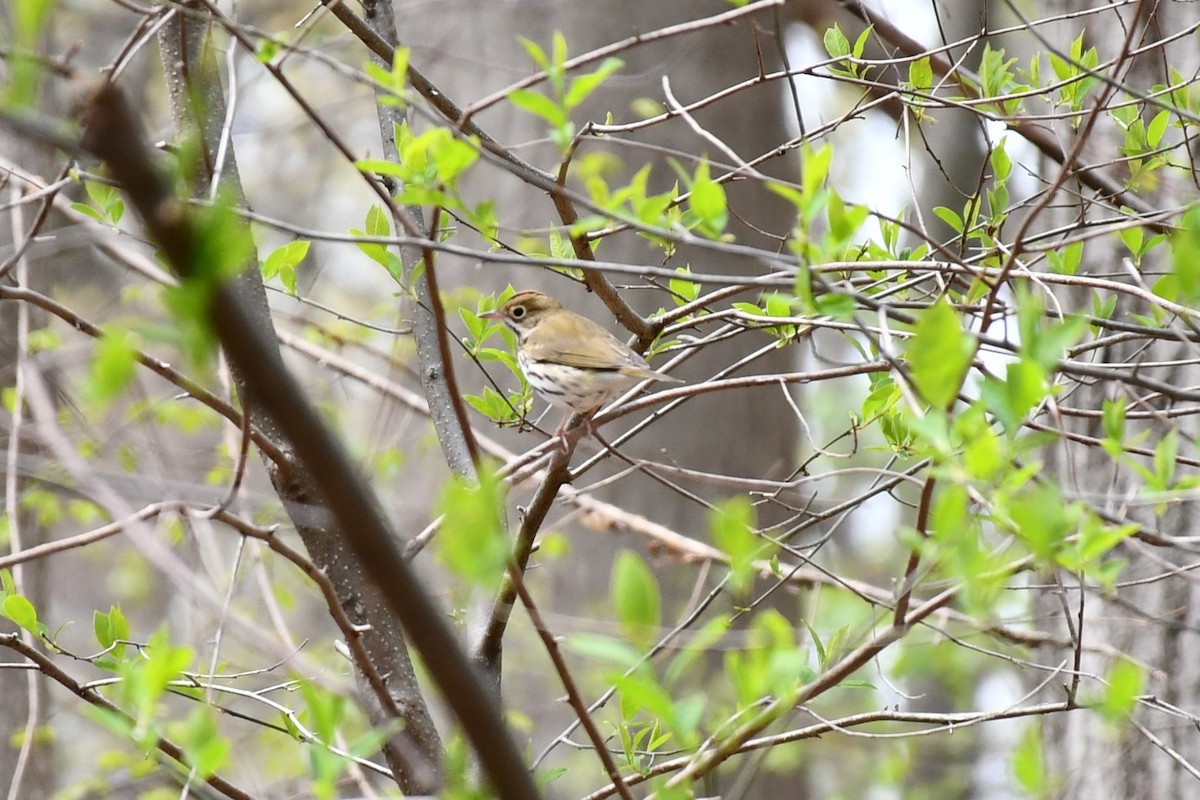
[481,289,682,443]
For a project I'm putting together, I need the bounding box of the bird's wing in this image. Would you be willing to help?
[525,315,649,372]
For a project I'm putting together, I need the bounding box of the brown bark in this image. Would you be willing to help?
[154,7,442,793]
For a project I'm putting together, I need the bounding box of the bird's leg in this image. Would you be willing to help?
[552,409,600,454]
[551,410,574,453]
[580,409,599,438]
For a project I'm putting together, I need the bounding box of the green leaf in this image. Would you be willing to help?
[1153,429,1178,489]
[611,551,661,647]
[85,327,140,406]
[852,25,873,60]
[766,181,804,210]
[391,46,410,92]
[1119,225,1144,258]
[70,202,106,223]
[825,191,870,244]
[1102,398,1126,443]
[566,214,608,237]
[351,205,399,275]
[96,605,129,660]
[111,604,129,639]
[140,629,193,699]
[355,158,407,179]
[665,616,730,685]
[93,609,111,650]
[14,0,57,50]
[1097,659,1143,724]
[1146,109,1169,148]
[2,594,38,634]
[710,496,764,595]
[464,386,522,423]
[801,143,833,200]
[905,299,975,409]
[365,203,390,238]
[1171,204,1200,302]
[687,160,728,236]
[1151,273,1179,305]
[930,484,969,544]
[669,266,700,303]
[823,24,850,59]
[115,626,193,742]
[300,679,346,742]
[152,190,252,368]
[261,240,310,296]
[1047,240,1083,275]
[670,695,706,747]
[933,206,963,234]
[510,88,565,126]
[1028,314,1087,371]
[990,141,1012,181]
[430,134,480,185]
[470,199,500,245]
[564,57,623,110]
[1012,722,1049,795]
[1092,293,1117,326]
[650,777,693,800]
[978,44,1018,100]
[961,411,1003,479]
[551,32,568,76]
[382,126,482,190]
[434,465,509,590]
[262,240,310,275]
[1006,484,1074,563]
[804,620,827,668]
[612,672,676,730]
[815,292,856,320]
[67,498,104,524]
[518,36,549,70]
[1075,515,1137,570]
[563,633,644,670]
[20,489,62,527]
[188,191,255,288]
[255,39,280,64]
[79,178,125,224]
[298,685,349,799]
[6,0,59,106]
[1003,358,1049,422]
[728,610,809,702]
[908,57,933,91]
[181,706,231,778]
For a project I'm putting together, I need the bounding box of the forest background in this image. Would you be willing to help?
[3,1,1200,798]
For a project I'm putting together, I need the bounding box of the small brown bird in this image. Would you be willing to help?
[482,290,682,441]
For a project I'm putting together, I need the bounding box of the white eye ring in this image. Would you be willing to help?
[511,305,526,319]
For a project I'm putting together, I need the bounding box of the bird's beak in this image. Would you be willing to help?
[479,309,501,320]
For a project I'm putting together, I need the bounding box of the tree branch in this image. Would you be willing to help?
[80,73,539,800]
[0,633,256,800]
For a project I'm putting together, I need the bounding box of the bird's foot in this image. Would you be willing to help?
[552,410,598,454]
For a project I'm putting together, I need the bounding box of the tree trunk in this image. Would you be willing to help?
[1039,3,1200,797]
[404,3,805,795]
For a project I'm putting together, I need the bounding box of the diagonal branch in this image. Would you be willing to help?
[154,6,441,790]
[79,79,541,800]
[0,633,255,800]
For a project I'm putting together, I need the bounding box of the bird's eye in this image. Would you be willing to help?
[511,305,526,319]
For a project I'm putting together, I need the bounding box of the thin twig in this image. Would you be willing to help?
[0,634,256,800]
[510,570,636,800]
